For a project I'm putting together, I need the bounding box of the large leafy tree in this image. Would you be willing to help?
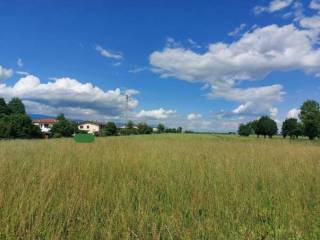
[238,123,252,137]
[299,100,320,140]
[256,116,278,138]
[51,113,76,137]
[0,98,10,116]
[157,124,165,133]
[0,114,41,139]
[0,97,41,139]
[248,120,259,134]
[103,122,118,136]
[126,120,135,129]
[281,118,303,139]
[7,97,26,114]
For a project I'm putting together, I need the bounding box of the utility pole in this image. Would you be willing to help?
[125,94,129,124]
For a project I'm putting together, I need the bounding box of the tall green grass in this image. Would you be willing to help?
[0,134,319,239]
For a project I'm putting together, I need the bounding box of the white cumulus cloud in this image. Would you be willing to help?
[187,113,202,120]
[310,0,320,10]
[287,108,301,118]
[137,108,176,120]
[151,24,320,116]
[254,0,295,14]
[0,74,139,120]
[0,65,13,81]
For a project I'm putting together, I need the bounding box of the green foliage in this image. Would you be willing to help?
[102,122,118,136]
[248,120,259,133]
[126,120,135,129]
[165,128,177,133]
[177,126,183,133]
[0,97,41,139]
[0,114,41,139]
[281,118,303,139]
[256,116,278,138]
[137,122,152,135]
[300,100,320,140]
[51,113,76,137]
[157,123,165,133]
[7,97,26,114]
[0,97,10,117]
[238,123,252,136]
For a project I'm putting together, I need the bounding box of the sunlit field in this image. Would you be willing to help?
[0,134,319,239]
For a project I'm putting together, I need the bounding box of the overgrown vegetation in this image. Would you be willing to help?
[0,134,319,239]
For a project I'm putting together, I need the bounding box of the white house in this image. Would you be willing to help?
[78,121,105,134]
[33,118,58,133]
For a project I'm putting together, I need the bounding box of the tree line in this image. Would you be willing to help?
[238,100,320,140]
[0,96,183,139]
[102,121,182,136]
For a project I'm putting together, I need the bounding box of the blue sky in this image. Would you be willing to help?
[0,0,320,131]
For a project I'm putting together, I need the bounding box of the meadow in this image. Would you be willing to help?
[0,134,319,239]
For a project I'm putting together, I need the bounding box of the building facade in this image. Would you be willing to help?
[33,118,58,133]
[78,121,105,135]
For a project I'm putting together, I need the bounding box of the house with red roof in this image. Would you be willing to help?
[33,118,58,133]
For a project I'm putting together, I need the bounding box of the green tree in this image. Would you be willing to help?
[238,123,252,136]
[256,116,278,138]
[126,120,135,129]
[103,122,118,136]
[248,120,259,135]
[51,113,76,137]
[281,118,303,139]
[299,100,320,140]
[7,97,26,114]
[137,122,152,135]
[0,114,41,139]
[157,124,165,133]
[177,126,183,133]
[0,98,10,117]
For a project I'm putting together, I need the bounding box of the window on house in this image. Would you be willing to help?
[44,124,49,127]
[80,126,83,129]
[87,125,90,129]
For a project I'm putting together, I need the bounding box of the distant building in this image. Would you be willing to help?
[33,118,58,133]
[78,121,105,134]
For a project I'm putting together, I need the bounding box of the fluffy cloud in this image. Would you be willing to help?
[187,113,202,120]
[299,15,320,29]
[310,0,320,10]
[151,24,320,84]
[0,65,13,81]
[96,45,123,60]
[150,24,320,116]
[137,108,176,120]
[0,75,139,120]
[254,0,295,14]
[287,108,301,118]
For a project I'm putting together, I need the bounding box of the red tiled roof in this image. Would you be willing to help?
[33,118,58,124]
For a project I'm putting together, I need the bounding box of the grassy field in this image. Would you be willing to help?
[0,134,319,239]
